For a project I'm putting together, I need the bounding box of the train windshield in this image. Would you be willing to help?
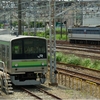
[12,38,47,59]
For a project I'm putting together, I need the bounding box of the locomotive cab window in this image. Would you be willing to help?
[12,38,47,59]
[24,38,46,54]
[12,40,22,54]
[12,39,23,59]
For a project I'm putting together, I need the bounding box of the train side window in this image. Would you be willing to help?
[68,29,72,33]
[13,46,22,54]
[76,30,79,34]
[2,45,5,62]
[87,30,91,34]
[7,46,10,68]
[7,46,9,57]
[0,44,1,59]
[92,31,94,34]
[12,40,22,54]
[80,30,83,34]
[2,45,5,56]
[95,30,99,34]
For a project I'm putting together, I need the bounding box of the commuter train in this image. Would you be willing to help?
[0,31,48,85]
[68,26,100,45]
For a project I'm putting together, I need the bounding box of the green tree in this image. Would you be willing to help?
[12,21,18,27]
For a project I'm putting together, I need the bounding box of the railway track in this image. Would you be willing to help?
[55,40,100,50]
[48,40,100,60]
[57,50,100,60]
[56,45,100,54]
[48,62,100,98]
[55,40,100,47]
[48,43,100,54]
[21,87,62,100]
[55,62,100,85]
[56,45,100,59]
[48,62,100,85]
[48,44,100,60]
[0,85,62,99]
[57,62,100,77]
[57,67,100,85]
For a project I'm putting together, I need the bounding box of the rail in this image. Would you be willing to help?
[21,87,62,100]
[47,63,100,98]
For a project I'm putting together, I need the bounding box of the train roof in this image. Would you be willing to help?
[0,34,46,42]
[68,27,100,30]
[0,29,11,35]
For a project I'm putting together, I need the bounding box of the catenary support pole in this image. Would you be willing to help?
[49,0,58,86]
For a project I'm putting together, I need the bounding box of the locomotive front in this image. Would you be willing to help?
[10,36,48,85]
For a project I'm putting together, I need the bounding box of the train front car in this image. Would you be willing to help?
[11,36,48,85]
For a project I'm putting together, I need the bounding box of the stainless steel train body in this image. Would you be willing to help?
[0,34,48,85]
[68,27,100,44]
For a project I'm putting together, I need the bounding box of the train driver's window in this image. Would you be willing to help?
[14,46,18,54]
[13,46,21,54]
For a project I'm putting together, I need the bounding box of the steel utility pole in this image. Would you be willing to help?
[80,0,83,25]
[18,0,22,35]
[49,0,58,86]
[76,0,83,25]
[33,1,37,36]
[60,0,64,38]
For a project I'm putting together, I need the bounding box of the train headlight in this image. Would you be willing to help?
[15,64,18,67]
[42,63,44,66]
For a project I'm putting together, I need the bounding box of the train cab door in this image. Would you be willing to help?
[0,44,2,60]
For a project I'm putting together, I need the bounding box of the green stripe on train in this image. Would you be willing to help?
[12,60,47,68]
[0,41,9,45]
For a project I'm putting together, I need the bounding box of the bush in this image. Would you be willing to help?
[81,58,92,68]
[56,52,64,62]
[48,52,100,70]
[90,60,100,70]
[66,54,81,65]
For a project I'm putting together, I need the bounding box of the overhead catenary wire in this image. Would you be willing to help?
[0,0,99,16]
[0,0,100,27]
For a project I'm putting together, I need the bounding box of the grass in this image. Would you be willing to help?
[23,28,68,41]
[48,52,100,70]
